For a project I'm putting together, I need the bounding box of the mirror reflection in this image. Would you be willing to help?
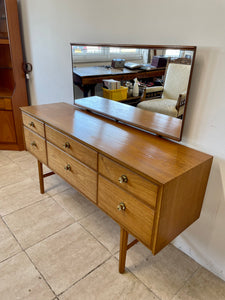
[71,44,196,139]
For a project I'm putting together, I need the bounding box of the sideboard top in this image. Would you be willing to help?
[75,96,182,141]
[21,102,212,185]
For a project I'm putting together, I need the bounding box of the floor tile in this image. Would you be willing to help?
[0,162,27,188]
[173,267,225,300]
[1,150,31,161]
[15,155,51,179]
[0,178,48,216]
[124,243,199,300]
[4,198,74,249]
[59,257,158,300]
[53,188,98,221]
[0,218,21,262]
[80,209,133,254]
[12,152,38,175]
[26,223,111,295]
[4,150,66,195]
[0,151,11,167]
[44,174,71,196]
[0,252,54,300]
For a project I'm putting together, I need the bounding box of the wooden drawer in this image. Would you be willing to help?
[47,142,97,203]
[98,176,154,247]
[0,98,12,110]
[24,127,47,164]
[46,125,97,170]
[99,155,158,208]
[22,113,45,137]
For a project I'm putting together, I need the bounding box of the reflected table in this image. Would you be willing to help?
[73,66,165,97]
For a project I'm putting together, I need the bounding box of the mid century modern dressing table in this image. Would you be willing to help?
[21,99,212,273]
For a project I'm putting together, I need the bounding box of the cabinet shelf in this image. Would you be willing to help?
[0,87,13,97]
[0,38,9,44]
[0,66,12,69]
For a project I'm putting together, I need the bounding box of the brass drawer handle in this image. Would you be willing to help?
[28,121,35,127]
[118,175,128,183]
[64,164,71,171]
[117,202,126,211]
[63,142,70,149]
[30,141,37,147]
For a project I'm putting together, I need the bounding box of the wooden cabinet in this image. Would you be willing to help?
[20,103,213,273]
[0,0,28,150]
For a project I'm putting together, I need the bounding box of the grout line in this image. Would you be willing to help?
[170,265,201,299]
[0,217,22,264]
[1,217,58,298]
[112,253,161,300]
[0,177,28,191]
[1,196,51,218]
[25,252,58,298]
[45,185,71,198]
[50,191,79,221]
[50,189,101,224]
[56,255,113,298]
[23,222,76,251]
[77,220,116,255]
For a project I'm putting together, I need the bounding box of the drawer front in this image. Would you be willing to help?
[47,142,97,203]
[46,125,97,170]
[24,127,47,164]
[98,175,154,247]
[0,98,12,110]
[22,113,45,137]
[99,155,158,208]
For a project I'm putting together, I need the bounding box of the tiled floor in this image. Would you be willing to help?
[0,150,225,300]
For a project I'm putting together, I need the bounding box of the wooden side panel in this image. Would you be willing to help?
[0,110,16,142]
[3,0,28,150]
[98,175,155,247]
[152,158,213,254]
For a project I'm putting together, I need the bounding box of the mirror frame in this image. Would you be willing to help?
[71,43,196,141]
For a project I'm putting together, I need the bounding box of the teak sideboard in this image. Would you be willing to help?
[20,102,212,273]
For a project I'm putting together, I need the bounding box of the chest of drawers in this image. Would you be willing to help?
[21,103,212,273]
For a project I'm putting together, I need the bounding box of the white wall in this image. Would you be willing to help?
[18,0,225,280]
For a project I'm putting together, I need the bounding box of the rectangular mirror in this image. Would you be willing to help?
[71,43,196,141]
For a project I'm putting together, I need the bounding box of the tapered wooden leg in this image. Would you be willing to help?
[119,227,128,274]
[37,160,44,194]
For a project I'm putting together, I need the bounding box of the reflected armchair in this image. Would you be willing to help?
[137,58,191,118]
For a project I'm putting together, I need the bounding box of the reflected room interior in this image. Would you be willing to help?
[71,44,196,141]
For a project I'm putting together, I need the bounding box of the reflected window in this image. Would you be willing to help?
[165,49,181,57]
[72,46,143,63]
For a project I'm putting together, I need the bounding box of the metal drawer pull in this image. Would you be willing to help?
[63,142,70,149]
[28,121,35,127]
[117,202,126,211]
[118,175,128,183]
[64,164,71,171]
[30,141,37,147]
